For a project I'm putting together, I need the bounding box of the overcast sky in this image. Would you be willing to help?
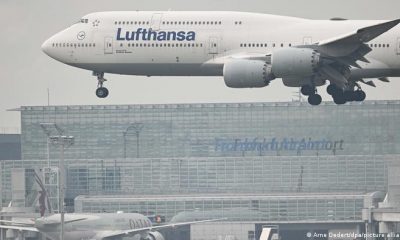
[1,0,400,132]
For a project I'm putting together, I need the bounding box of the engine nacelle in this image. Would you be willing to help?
[146,231,165,240]
[223,59,274,88]
[271,48,321,78]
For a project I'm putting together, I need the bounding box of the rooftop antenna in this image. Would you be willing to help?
[47,88,50,106]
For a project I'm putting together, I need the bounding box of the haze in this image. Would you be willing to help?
[1,0,399,132]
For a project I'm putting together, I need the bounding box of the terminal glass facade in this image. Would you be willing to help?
[0,155,392,206]
[1,101,399,225]
[19,101,400,160]
[74,194,367,223]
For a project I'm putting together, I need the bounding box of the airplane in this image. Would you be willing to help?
[0,212,223,240]
[41,11,400,105]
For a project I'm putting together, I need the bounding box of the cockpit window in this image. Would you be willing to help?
[75,19,89,24]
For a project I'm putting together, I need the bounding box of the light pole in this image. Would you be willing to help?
[123,123,144,158]
[40,123,73,240]
[49,133,74,240]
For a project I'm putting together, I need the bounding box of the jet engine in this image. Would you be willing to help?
[223,59,274,88]
[271,48,321,77]
[223,48,321,88]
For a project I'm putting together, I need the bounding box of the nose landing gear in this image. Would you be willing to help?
[94,72,109,98]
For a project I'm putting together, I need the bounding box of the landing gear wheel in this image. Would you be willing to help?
[354,90,366,101]
[96,87,109,98]
[308,94,322,106]
[301,85,314,96]
[327,84,339,95]
[333,92,346,105]
[343,91,355,102]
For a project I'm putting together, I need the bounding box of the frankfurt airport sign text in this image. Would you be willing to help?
[215,137,344,154]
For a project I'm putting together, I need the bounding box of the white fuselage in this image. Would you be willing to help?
[35,213,152,240]
[41,11,400,83]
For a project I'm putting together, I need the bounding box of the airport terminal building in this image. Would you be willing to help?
[1,100,400,240]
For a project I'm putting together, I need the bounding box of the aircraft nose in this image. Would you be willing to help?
[41,38,52,56]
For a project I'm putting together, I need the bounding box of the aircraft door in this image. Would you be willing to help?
[150,13,163,31]
[397,37,400,55]
[104,36,113,54]
[208,37,219,55]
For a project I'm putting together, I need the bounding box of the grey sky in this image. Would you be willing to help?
[1,0,400,132]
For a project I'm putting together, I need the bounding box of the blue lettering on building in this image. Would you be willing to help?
[215,137,345,154]
[117,28,196,41]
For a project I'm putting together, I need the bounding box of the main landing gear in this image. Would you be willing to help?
[301,85,322,106]
[94,72,109,98]
[327,84,366,105]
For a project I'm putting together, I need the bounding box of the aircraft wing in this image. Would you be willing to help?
[98,218,226,239]
[317,19,400,57]
[0,224,39,232]
[303,19,400,88]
